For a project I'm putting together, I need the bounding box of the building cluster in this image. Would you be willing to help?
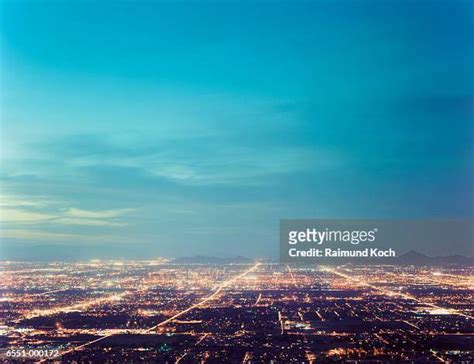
[0,260,472,362]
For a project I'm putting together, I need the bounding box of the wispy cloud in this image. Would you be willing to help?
[0,229,130,242]
[0,194,136,231]
[0,194,63,208]
[0,229,82,241]
[64,207,135,219]
[16,132,340,186]
[56,217,127,227]
[0,208,55,223]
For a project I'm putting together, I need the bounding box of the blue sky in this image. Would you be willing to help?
[1,0,473,259]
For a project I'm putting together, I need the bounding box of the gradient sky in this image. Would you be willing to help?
[1,0,473,259]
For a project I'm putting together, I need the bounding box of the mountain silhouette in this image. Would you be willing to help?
[393,250,472,266]
[172,255,254,264]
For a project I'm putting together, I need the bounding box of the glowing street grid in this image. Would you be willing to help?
[1,261,473,363]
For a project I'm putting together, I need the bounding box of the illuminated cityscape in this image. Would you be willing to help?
[1,0,473,362]
[1,260,473,362]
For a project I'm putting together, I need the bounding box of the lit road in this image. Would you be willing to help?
[175,333,209,364]
[54,262,261,359]
[323,266,473,319]
[24,292,128,320]
[146,262,261,332]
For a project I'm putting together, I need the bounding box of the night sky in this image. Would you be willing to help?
[1,0,472,259]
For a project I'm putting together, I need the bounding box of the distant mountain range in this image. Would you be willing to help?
[173,251,473,266]
[172,255,255,264]
[3,249,471,266]
[333,250,473,266]
[393,250,473,266]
